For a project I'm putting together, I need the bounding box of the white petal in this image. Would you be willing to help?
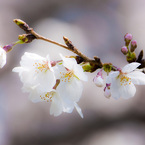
[127,71,145,85]
[110,78,122,99]
[0,48,6,68]
[106,71,119,84]
[60,53,76,70]
[73,65,88,81]
[120,82,136,99]
[122,62,140,73]
[46,54,53,71]
[57,77,83,102]
[50,93,63,116]
[110,76,136,99]
[60,54,88,81]
[35,70,56,92]
[54,64,66,79]
[12,67,24,73]
[63,102,74,113]
[93,76,104,87]
[74,103,83,118]
[28,88,42,103]
[57,78,83,114]
[20,52,45,69]
[13,67,36,87]
[57,88,74,112]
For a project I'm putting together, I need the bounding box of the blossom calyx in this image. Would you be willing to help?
[126,52,136,63]
[103,63,112,73]
[82,62,98,72]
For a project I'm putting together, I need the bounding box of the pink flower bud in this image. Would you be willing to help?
[124,33,132,41]
[130,40,137,52]
[93,75,104,87]
[121,46,128,55]
[3,44,14,52]
[124,33,132,46]
[104,83,111,98]
[93,69,104,87]
[104,87,111,98]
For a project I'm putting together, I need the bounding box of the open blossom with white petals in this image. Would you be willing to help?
[0,46,6,68]
[54,54,88,117]
[26,86,84,117]
[106,62,145,99]
[13,53,86,118]
[59,54,88,82]
[27,88,64,116]
[13,52,56,92]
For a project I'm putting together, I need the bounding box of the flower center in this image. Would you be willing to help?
[40,92,54,102]
[60,70,74,82]
[33,61,49,73]
[119,75,131,86]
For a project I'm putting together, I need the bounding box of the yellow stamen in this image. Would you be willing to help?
[34,61,49,73]
[119,75,131,86]
[39,92,54,102]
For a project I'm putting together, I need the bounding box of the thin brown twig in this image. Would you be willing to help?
[31,30,98,63]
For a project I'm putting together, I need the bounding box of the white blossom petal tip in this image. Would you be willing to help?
[0,46,6,68]
[74,103,83,118]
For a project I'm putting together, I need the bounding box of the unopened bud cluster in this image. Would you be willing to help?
[121,33,137,63]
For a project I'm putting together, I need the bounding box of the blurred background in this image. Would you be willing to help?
[1,0,145,145]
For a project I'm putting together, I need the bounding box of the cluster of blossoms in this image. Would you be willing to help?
[1,19,145,118]
[93,62,145,99]
[13,52,88,118]
[93,33,145,99]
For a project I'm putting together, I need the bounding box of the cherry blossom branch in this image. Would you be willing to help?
[1,18,145,117]
[12,19,145,73]
[13,19,103,70]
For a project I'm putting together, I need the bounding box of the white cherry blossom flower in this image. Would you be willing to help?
[13,53,85,118]
[26,86,83,117]
[106,62,145,99]
[59,54,88,81]
[57,76,84,118]
[53,54,88,117]
[13,52,56,92]
[0,46,6,68]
